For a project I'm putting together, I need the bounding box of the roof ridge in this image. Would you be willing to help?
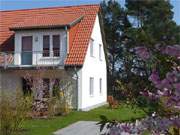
[0,4,100,13]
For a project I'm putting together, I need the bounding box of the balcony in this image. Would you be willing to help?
[0,51,64,69]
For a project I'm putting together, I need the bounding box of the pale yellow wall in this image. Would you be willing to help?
[0,69,77,108]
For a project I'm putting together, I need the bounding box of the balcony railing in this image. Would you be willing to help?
[0,51,63,68]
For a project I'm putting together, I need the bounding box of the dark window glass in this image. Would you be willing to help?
[43,78,50,98]
[21,36,32,65]
[53,35,60,57]
[22,78,32,96]
[22,36,32,51]
[43,35,50,57]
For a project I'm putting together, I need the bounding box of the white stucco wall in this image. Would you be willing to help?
[79,14,107,111]
[14,29,67,66]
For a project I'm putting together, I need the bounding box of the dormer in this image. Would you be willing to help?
[7,14,83,67]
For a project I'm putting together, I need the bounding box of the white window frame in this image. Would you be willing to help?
[99,78,102,94]
[90,38,94,57]
[43,35,50,57]
[89,77,94,96]
[99,44,102,60]
[42,34,61,58]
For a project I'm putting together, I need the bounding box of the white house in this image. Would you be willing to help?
[0,4,107,111]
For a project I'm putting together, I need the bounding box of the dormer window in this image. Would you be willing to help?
[43,35,50,57]
[43,34,60,57]
[53,35,60,57]
[90,38,94,57]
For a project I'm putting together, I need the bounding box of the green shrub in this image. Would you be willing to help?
[0,90,32,135]
[47,91,71,117]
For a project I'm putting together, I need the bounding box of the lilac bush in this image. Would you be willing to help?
[100,44,180,134]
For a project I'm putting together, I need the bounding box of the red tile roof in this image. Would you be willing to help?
[10,14,83,30]
[0,4,100,66]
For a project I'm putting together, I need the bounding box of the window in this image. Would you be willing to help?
[99,44,102,60]
[90,39,94,57]
[43,35,50,57]
[99,78,102,94]
[22,78,32,96]
[21,36,33,65]
[22,36,32,51]
[53,35,60,57]
[89,77,94,96]
[43,78,50,98]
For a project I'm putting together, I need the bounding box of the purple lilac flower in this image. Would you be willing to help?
[149,71,160,85]
[135,46,151,60]
[172,117,180,128]
[160,79,172,90]
[155,44,180,58]
[166,71,178,83]
[164,45,180,58]
[174,83,180,91]
[155,44,166,52]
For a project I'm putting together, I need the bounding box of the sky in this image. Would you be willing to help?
[0,0,179,25]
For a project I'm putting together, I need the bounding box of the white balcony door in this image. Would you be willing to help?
[21,36,32,65]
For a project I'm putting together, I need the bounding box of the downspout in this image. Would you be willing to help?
[73,66,79,111]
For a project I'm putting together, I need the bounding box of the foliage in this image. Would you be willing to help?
[49,79,72,116]
[99,114,179,135]
[0,90,32,135]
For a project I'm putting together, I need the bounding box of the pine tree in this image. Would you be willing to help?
[100,0,131,94]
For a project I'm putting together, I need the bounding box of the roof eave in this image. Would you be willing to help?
[64,64,83,68]
[9,24,68,31]
[9,15,84,31]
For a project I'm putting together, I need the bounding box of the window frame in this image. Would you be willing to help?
[42,34,61,57]
[43,35,50,57]
[52,34,60,57]
[90,38,94,57]
[99,78,102,94]
[89,77,94,96]
[99,44,102,60]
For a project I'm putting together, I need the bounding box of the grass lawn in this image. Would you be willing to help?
[22,104,146,135]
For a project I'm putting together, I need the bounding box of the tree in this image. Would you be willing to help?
[125,0,180,44]
[106,0,180,101]
[99,0,180,134]
[100,0,131,94]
